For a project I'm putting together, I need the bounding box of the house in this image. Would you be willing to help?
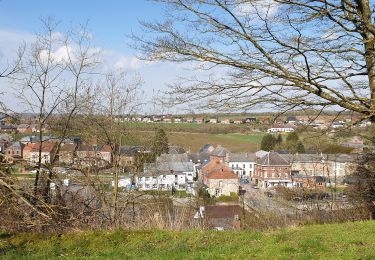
[76,144,112,166]
[204,168,239,197]
[198,144,215,154]
[267,124,296,133]
[332,122,345,128]
[117,146,149,167]
[152,115,162,122]
[185,117,194,123]
[228,153,256,179]
[221,118,231,124]
[194,205,242,230]
[139,161,196,192]
[202,157,232,173]
[25,142,57,165]
[168,145,186,154]
[244,117,257,124]
[281,153,326,177]
[0,136,12,153]
[209,117,218,124]
[253,152,292,188]
[291,175,327,189]
[209,145,231,162]
[142,116,152,123]
[17,124,32,134]
[174,117,183,123]
[195,117,204,124]
[0,125,17,133]
[285,116,297,124]
[233,119,243,124]
[340,136,364,153]
[58,143,77,165]
[163,117,173,123]
[4,141,24,163]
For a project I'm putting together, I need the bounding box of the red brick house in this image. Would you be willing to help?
[253,152,292,188]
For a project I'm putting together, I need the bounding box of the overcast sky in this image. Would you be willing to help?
[0,0,196,114]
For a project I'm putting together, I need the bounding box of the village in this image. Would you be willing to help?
[0,111,365,230]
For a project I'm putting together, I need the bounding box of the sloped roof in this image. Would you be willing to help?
[60,143,77,152]
[6,141,24,150]
[156,153,190,163]
[206,169,238,180]
[27,142,56,153]
[210,146,231,157]
[281,154,322,163]
[198,144,214,154]
[205,205,242,219]
[230,153,256,162]
[143,161,195,176]
[258,152,289,166]
[202,159,232,174]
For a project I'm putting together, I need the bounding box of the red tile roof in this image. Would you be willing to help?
[206,169,238,179]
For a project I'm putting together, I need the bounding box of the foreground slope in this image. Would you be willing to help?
[1,221,374,259]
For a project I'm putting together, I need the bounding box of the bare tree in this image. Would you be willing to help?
[133,0,375,123]
[16,17,100,203]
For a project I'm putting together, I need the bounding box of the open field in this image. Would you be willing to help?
[120,121,263,134]
[126,131,265,153]
[1,221,374,259]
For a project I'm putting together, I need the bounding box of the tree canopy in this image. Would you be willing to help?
[135,0,375,123]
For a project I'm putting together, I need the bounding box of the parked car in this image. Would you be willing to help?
[240,178,249,184]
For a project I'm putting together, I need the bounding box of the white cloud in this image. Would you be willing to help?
[235,0,279,19]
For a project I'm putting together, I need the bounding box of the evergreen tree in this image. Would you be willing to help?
[260,134,276,151]
[151,128,169,157]
[296,141,305,153]
[286,132,299,142]
[276,134,283,145]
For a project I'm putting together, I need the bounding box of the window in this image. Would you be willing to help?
[236,164,238,168]
[243,164,245,169]
[249,164,252,169]
[138,177,142,182]
[145,177,150,181]
[219,181,223,187]
[215,189,221,197]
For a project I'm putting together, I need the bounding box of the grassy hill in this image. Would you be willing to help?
[1,221,374,259]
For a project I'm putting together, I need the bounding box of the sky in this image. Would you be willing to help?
[0,0,191,114]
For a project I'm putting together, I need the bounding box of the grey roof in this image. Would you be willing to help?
[229,153,256,162]
[281,153,359,164]
[281,154,323,163]
[168,145,186,154]
[7,141,24,149]
[323,154,359,163]
[156,153,190,163]
[258,152,289,166]
[210,146,231,157]
[118,146,150,155]
[255,150,269,158]
[198,144,214,154]
[143,161,195,176]
[188,152,210,164]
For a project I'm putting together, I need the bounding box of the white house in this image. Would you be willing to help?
[267,124,296,133]
[228,153,256,179]
[138,161,196,192]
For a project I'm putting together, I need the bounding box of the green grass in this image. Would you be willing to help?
[1,221,374,259]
